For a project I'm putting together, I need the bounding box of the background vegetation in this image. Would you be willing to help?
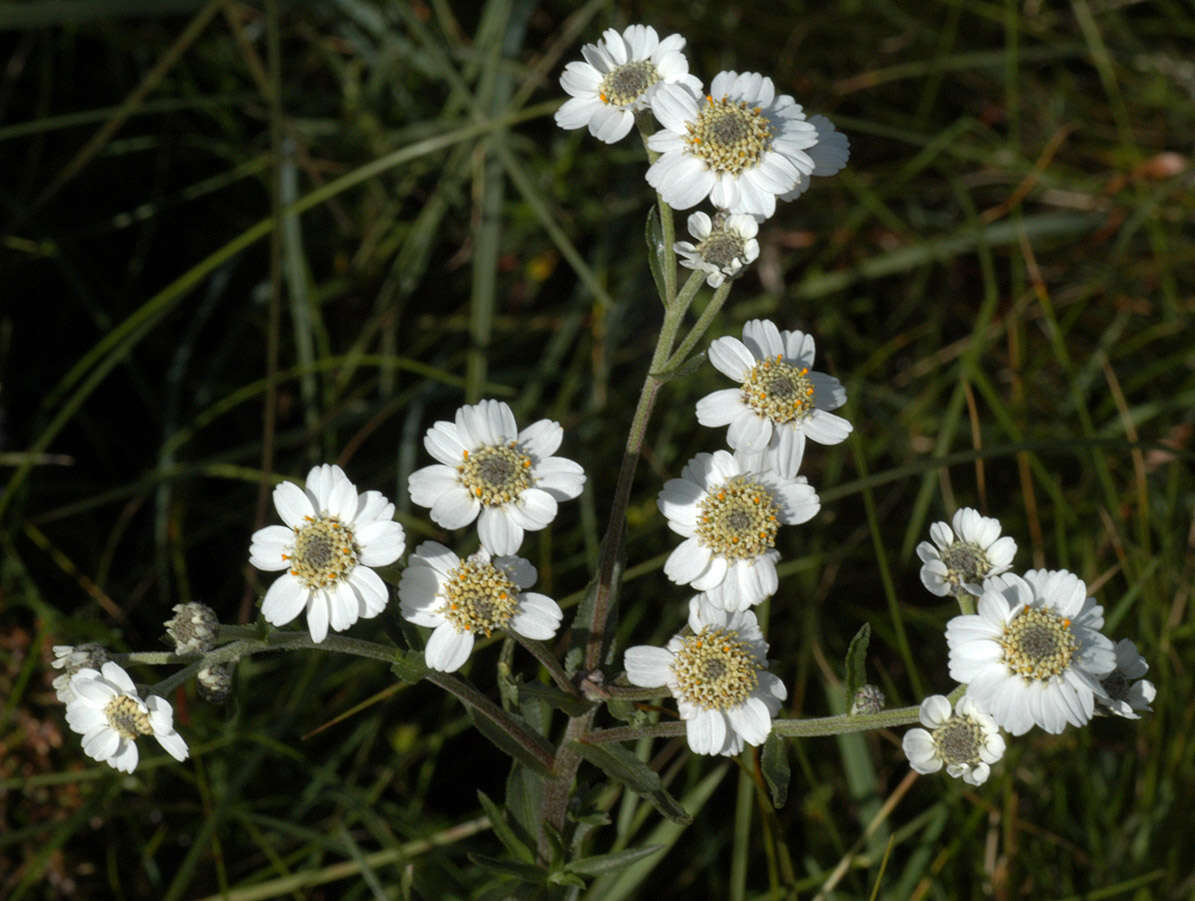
[2,0,1193,897]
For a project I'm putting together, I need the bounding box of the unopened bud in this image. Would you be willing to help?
[165,603,219,655]
[197,663,233,704]
[850,683,885,716]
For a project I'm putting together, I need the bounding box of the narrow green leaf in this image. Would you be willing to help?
[468,853,548,883]
[645,206,667,305]
[476,790,534,864]
[566,844,666,877]
[761,732,791,809]
[469,707,552,776]
[571,742,690,824]
[652,350,708,383]
[844,622,871,709]
[505,762,545,842]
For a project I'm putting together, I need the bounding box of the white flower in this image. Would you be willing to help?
[64,661,188,773]
[624,597,786,756]
[917,508,1017,597]
[777,115,850,202]
[947,570,1116,735]
[675,211,759,287]
[554,25,701,144]
[645,71,822,219]
[408,399,585,555]
[398,541,563,673]
[1098,638,1156,719]
[250,464,406,643]
[658,449,819,610]
[902,694,1005,786]
[696,319,851,479]
[51,643,109,703]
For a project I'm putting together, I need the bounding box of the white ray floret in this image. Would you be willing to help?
[64,661,188,773]
[675,211,760,287]
[917,507,1017,598]
[696,319,851,479]
[408,399,586,556]
[947,570,1116,736]
[902,694,1006,786]
[1098,638,1156,719]
[657,448,819,610]
[646,71,845,219]
[554,24,701,144]
[398,541,563,673]
[624,597,787,756]
[51,643,110,704]
[250,464,406,644]
[777,115,851,202]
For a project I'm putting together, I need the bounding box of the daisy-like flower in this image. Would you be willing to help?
[947,570,1116,735]
[696,319,850,479]
[902,694,1005,786]
[675,211,759,287]
[1098,638,1156,719]
[51,643,110,703]
[624,597,786,756]
[646,71,821,219]
[250,464,406,644]
[658,449,819,610]
[64,661,188,773]
[398,541,563,673]
[408,399,585,555]
[917,508,1017,598]
[554,25,701,144]
[777,115,850,202]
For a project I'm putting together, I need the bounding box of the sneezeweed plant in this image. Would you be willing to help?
[47,22,1158,892]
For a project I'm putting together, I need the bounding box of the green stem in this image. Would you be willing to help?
[664,279,733,371]
[513,635,578,695]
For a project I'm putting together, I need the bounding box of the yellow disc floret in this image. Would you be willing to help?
[741,355,815,424]
[1000,607,1078,681]
[672,627,761,710]
[685,95,775,175]
[288,516,360,590]
[457,443,534,507]
[695,475,780,561]
[440,558,520,638]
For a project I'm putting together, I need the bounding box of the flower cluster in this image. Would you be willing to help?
[623,318,851,755]
[556,23,850,289]
[900,511,1156,785]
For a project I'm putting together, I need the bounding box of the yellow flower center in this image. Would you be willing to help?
[932,715,985,766]
[696,475,780,561]
[440,558,520,637]
[598,60,660,107]
[457,444,534,507]
[685,95,775,175]
[1000,607,1078,681]
[672,627,761,710]
[741,355,815,424]
[105,695,152,739]
[287,516,359,590]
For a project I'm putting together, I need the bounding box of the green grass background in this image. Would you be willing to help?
[2,0,1193,897]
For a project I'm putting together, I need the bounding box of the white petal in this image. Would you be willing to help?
[306,591,330,643]
[429,486,482,530]
[348,565,390,617]
[624,646,674,687]
[685,709,727,755]
[510,592,563,640]
[357,520,406,566]
[425,623,474,672]
[273,480,315,529]
[478,507,523,555]
[261,573,309,627]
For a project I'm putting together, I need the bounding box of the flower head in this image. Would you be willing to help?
[902,694,1005,786]
[1098,638,1156,719]
[675,211,759,287]
[696,319,851,479]
[408,399,585,555]
[658,449,819,610]
[51,643,110,703]
[947,570,1116,735]
[624,597,786,756]
[917,508,1016,597]
[64,661,188,773]
[646,71,834,219]
[399,542,563,673]
[555,25,701,144]
[164,602,219,655]
[250,464,406,643]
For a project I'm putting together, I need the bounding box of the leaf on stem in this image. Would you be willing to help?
[468,705,554,776]
[477,790,535,864]
[390,649,428,684]
[761,731,790,809]
[844,622,871,711]
[565,844,666,876]
[645,206,667,306]
[571,741,690,824]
